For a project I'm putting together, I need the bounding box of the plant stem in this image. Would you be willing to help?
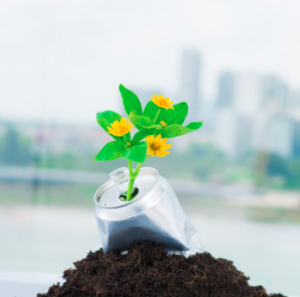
[133,162,143,178]
[126,159,148,201]
[153,109,161,124]
[126,160,134,201]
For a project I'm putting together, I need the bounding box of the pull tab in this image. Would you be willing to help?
[110,167,129,195]
[110,167,140,201]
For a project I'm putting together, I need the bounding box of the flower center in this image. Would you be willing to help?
[160,99,167,107]
[119,126,128,134]
[150,141,161,151]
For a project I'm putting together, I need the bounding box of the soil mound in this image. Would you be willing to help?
[38,241,286,297]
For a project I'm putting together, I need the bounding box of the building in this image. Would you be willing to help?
[261,75,288,112]
[179,49,202,122]
[216,72,236,108]
[292,121,300,158]
[214,73,264,158]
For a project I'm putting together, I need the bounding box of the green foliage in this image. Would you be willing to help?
[143,101,160,121]
[94,141,126,161]
[143,101,188,126]
[132,131,148,144]
[93,140,148,163]
[129,112,153,131]
[119,84,143,116]
[95,85,203,168]
[0,128,32,166]
[129,112,158,140]
[96,110,130,142]
[159,102,188,125]
[160,121,203,138]
[122,142,148,163]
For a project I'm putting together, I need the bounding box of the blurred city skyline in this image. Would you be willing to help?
[1,0,300,124]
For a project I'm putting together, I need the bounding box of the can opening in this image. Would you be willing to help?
[119,187,139,201]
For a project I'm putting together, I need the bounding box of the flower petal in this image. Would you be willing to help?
[146,135,154,144]
[160,138,167,145]
[147,149,154,156]
[156,150,170,157]
[161,143,172,150]
[111,121,119,128]
[155,134,162,142]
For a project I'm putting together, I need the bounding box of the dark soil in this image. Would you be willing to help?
[38,241,286,297]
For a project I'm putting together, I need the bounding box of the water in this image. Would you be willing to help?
[0,204,299,296]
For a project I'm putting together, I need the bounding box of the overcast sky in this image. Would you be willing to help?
[1,0,300,124]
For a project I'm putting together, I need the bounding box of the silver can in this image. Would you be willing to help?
[94,167,203,257]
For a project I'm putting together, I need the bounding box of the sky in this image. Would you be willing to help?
[1,0,300,124]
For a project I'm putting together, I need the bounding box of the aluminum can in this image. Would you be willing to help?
[94,167,203,257]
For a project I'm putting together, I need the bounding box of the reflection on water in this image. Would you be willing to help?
[0,204,299,296]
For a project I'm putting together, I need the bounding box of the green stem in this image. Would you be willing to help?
[126,160,148,201]
[126,160,134,201]
[133,162,143,178]
[153,109,161,125]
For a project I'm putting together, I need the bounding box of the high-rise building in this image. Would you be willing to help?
[214,73,264,157]
[214,71,298,159]
[262,75,288,111]
[179,49,201,122]
[292,121,300,158]
[216,72,236,108]
[213,109,254,158]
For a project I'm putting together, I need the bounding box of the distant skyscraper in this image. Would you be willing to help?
[262,75,288,111]
[214,73,265,158]
[217,72,236,108]
[213,109,254,158]
[179,49,201,121]
[292,122,300,158]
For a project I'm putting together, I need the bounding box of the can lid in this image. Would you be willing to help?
[94,167,158,208]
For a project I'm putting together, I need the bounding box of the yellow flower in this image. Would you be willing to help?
[160,120,167,128]
[151,94,174,109]
[107,118,134,137]
[145,134,172,157]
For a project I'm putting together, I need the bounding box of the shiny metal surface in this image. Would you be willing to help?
[94,167,203,256]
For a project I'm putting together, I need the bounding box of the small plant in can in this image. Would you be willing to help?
[94,84,203,201]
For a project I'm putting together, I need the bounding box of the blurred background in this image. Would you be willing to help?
[0,0,300,296]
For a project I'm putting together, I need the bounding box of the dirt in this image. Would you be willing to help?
[38,241,287,297]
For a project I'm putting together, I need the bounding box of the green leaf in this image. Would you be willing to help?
[129,112,153,131]
[160,121,203,138]
[119,84,143,116]
[143,101,159,121]
[143,101,188,126]
[122,142,148,163]
[132,131,148,144]
[94,141,126,161]
[96,110,130,142]
[164,102,188,125]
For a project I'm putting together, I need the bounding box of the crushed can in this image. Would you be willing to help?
[94,167,203,257]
